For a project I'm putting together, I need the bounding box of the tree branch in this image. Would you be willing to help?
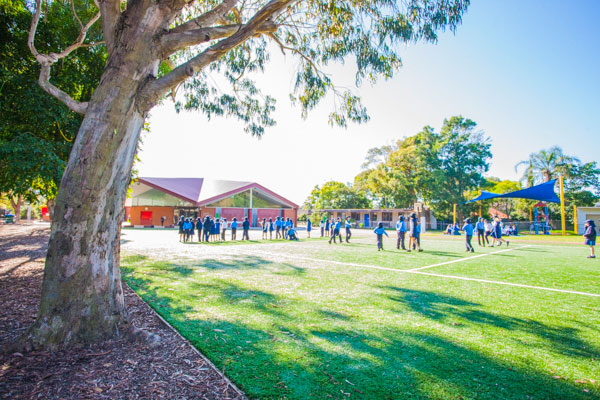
[169,0,239,34]
[138,0,295,110]
[28,0,93,114]
[159,21,277,58]
[94,0,122,55]
[39,64,89,114]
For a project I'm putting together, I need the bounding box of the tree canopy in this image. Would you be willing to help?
[0,0,106,206]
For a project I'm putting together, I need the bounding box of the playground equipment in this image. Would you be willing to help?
[529,202,551,234]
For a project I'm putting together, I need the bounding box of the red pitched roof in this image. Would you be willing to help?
[137,177,298,208]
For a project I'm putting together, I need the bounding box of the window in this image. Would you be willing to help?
[351,212,360,221]
[382,212,393,221]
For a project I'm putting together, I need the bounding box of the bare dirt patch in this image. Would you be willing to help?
[0,224,244,399]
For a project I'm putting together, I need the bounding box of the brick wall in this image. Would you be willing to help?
[130,206,175,227]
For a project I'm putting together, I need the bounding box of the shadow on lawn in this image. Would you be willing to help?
[383,287,600,359]
[120,258,598,400]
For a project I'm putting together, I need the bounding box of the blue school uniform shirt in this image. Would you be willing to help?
[396,221,406,232]
[286,220,293,228]
[373,227,388,236]
[345,220,352,228]
[307,220,312,230]
[462,223,474,235]
[231,220,238,229]
[276,219,283,227]
[335,221,341,230]
[476,221,484,230]
[325,221,330,230]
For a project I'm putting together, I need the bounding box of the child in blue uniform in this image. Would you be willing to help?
[215,219,221,242]
[242,217,250,240]
[396,216,407,250]
[325,218,330,237]
[275,216,282,239]
[261,217,268,239]
[287,227,299,240]
[196,217,203,242]
[476,217,485,247]
[374,222,389,251]
[231,217,238,240]
[408,213,422,252]
[583,219,596,258]
[307,218,312,238]
[203,216,211,242]
[268,218,274,239]
[328,218,342,244]
[490,216,509,247]
[462,218,474,253]
[344,217,352,243]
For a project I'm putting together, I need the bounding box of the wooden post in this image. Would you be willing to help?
[573,205,578,235]
[559,176,566,236]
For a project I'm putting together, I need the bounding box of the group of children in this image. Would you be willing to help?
[178,215,249,243]
[318,217,354,244]
[260,217,298,240]
[178,215,299,243]
[460,216,509,252]
[372,213,423,252]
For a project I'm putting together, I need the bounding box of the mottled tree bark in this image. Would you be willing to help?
[19,0,167,350]
[9,194,23,223]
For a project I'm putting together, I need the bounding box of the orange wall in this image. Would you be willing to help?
[283,208,297,226]
[199,207,216,219]
[131,206,175,226]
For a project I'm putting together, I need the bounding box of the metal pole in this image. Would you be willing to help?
[559,176,566,236]
[573,205,578,235]
[453,204,456,225]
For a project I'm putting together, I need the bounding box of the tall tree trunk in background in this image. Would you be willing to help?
[19,5,164,350]
[9,194,22,223]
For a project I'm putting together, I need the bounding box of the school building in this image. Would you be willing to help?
[128,177,298,228]
[317,205,437,230]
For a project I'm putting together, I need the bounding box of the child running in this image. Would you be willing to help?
[490,216,509,247]
[344,217,352,243]
[462,218,474,253]
[583,219,597,258]
[373,222,389,251]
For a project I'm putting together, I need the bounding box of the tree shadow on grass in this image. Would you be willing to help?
[120,258,599,399]
[382,286,600,359]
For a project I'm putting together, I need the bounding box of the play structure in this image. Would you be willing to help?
[462,178,569,235]
[530,202,551,234]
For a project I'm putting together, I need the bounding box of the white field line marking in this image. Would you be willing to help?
[240,249,600,298]
[408,245,532,272]
[410,271,600,297]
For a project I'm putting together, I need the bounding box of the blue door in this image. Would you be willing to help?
[364,213,370,228]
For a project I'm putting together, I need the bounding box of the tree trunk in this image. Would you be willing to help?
[18,11,164,349]
[9,194,22,223]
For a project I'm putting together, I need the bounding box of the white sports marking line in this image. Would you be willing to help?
[240,248,600,298]
[407,245,532,271]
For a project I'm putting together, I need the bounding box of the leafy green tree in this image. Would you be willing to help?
[306,181,371,211]
[21,0,470,349]
[0,0,105,220]
[413,116,492,220]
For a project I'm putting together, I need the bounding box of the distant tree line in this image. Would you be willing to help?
[304,118,599,222]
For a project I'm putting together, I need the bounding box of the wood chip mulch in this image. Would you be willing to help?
[0,224,245,399]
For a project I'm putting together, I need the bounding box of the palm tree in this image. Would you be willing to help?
[515,146,579,186]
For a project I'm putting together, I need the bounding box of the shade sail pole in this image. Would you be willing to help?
[573,205,578,235]
[453,204,457,225]
[559,176,566,236]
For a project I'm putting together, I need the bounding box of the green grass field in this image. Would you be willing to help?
[121,232,600,399]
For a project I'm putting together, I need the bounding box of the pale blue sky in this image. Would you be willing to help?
[138,0,600,204]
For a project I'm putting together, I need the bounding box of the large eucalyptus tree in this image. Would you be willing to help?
[21,0,469,349]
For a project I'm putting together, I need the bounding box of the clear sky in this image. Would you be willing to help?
[137,0,600,205]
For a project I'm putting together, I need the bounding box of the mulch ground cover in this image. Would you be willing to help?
[0,224,245,399]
